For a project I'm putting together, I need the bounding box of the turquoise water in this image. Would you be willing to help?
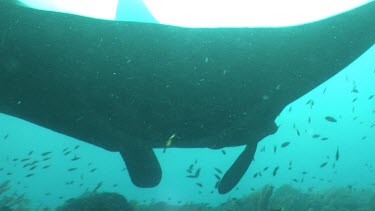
[1,1,375,211]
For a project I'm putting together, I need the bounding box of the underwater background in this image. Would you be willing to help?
[1,1,375,211]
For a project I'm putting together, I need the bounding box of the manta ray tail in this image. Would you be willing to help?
[218,144,257,194]
[120,145,162,188]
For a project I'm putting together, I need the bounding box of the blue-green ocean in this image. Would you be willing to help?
[0,1,375,211]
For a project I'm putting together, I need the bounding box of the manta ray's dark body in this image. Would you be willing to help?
[0,2,374,194]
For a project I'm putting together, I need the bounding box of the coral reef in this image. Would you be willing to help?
[5,183,371,210]
[248,184,274,210]
[271,185,375,211]
[0,180,29,211]
[128,185,375,211]
[56,192,133,211]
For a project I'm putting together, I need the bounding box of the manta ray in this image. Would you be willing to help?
[0,1,374,194]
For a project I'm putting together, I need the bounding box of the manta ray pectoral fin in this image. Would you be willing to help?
[120,145,162,188]
[218,144,256,194]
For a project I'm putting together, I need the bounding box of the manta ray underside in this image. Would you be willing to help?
[0,2,374,194]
